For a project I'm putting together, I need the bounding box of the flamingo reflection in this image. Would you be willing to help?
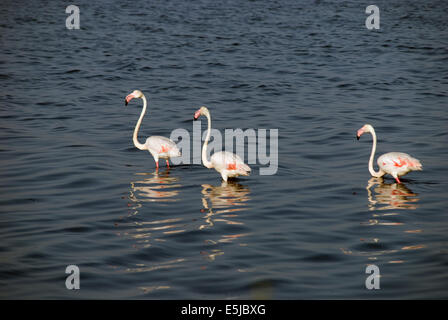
[120,169,184,248]
[199,181,251,261]
[129,169,181,205]
[200,181,251,230]
[366,177,419,211]
[341,178,424,264]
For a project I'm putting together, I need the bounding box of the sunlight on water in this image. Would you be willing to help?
[124,258,187,273]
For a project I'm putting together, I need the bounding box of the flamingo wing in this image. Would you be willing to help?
[211,151,251,176]
[146,136,181,158]
[378,152,422,176]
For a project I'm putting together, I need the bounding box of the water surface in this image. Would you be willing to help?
[1,0,447,299]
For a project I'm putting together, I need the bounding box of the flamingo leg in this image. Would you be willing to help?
[395,176,401,184]
[156,161,159,170]
[166,160,170,168]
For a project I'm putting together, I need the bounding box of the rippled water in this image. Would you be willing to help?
[1,0,447,299]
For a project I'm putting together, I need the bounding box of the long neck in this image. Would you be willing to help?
[368,128,383,177]
[201,112,213,169]
[133,95,147,150]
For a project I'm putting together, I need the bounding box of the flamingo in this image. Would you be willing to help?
[124,90,181,170]
[356,124,422,183]
[193,106,251,182]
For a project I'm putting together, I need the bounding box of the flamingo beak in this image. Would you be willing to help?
[193,109,201,121]
[125,94,135,106]
[356,128,364,140]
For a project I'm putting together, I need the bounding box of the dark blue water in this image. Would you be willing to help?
[1,0,447,299]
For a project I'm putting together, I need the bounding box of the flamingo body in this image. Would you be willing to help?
[377,152,422,182]
[194,106,251,182]
[357,124,422,183]
[125,90,181,169]
[146,136,181,163]
[210,151,251,182]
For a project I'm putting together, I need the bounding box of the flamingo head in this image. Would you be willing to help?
[357,124,373,140]
[125,90,143,106]
[193,106,209,120]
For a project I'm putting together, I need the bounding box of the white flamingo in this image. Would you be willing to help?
[125,90,181,170]
[356,124,422,183]
[194,106,251,182]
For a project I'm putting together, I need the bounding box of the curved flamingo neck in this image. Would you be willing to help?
[202,112,213,169]
[133,95,147,150]
[368,128,383,177]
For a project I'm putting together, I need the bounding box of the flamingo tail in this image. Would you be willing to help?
[412,159,423,171]
[237,163,251,176]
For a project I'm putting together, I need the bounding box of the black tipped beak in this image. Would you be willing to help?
[193,117,197,121]
[125,99,128,106]
[356,135,360,140]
